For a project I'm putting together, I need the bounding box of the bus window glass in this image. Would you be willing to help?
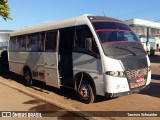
[59,28,74,54]
[45,31,57,52]
[93,22,139,43]
[17,36,26,51]
[27,34,40,52]
[10,37,16,51]
[39,33,45,52]
[75,26,93,52]
[92,22,145,58]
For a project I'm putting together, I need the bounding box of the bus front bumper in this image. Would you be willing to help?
[105,84,150,98]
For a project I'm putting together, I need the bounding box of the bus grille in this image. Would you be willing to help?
[125,67,148,89]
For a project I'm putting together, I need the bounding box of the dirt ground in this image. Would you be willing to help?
[0,53,160,120]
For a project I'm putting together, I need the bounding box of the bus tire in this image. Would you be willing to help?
[24,69,32,87]
[79,81,95,104]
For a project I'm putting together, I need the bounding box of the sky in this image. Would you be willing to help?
[1,0,160,30]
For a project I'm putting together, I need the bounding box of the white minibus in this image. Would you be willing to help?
[8,15,151,103]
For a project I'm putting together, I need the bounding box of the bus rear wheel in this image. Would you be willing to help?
[24,70,32,87]
[78,81,95,104]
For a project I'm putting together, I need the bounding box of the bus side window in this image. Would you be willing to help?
[75,26,93,52]
[59,28,74,54]
[75,26,99,57]
[39,33,45,52]
[45,31,57,52]
[10,37,16,51]
[27,34,40,52]
[91,38,99,55]
[17,36,26,52]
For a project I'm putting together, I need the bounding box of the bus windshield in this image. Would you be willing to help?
[93,22,139,43]
[93,22,145,58]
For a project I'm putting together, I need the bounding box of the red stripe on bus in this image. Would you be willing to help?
[101,41,140,44]
[96,29,132,32]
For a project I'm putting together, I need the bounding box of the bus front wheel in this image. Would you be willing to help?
[78,81,95,104]
[24,70,32,87]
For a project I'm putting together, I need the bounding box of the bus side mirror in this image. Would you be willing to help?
[85,38,92,51]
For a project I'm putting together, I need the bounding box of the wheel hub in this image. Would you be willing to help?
[80,85,89,99]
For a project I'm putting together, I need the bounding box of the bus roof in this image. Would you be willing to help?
[11,14,123,36]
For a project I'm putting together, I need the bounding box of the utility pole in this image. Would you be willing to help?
[146,27,149,43]
[146,27,150,54]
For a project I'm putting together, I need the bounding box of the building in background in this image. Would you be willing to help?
[0,30,13,72]
[124,19,160,52]
[0,30,13,51]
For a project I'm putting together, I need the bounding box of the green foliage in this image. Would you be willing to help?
[0,0,11,20]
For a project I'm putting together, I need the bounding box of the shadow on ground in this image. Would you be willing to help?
[151,74,160,80]
[149,54,160,63]
[140,81,160,98]
[0,72,80,102]
[0,72,110,103]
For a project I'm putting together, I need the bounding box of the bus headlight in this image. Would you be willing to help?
[106,71,125,77]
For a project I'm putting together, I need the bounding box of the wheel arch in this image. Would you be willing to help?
[23,65,32,76]
[74,72,96,96]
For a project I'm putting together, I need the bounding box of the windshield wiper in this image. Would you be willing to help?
[115,46,136,56]
[132,46,146,54]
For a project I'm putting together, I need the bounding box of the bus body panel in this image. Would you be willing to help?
[9,52,23,75]
[9,52,45,82]
[105,75,130,93]
[101,56,130,93]
[146,70,151,85]
[72,52,104,96]
[9,51,60,88]
[102,54,151,95]
[44,52,60,88]
[146,55,151,85]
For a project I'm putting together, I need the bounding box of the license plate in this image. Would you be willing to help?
[136,76,144,83]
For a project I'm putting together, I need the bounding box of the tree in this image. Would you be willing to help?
[0,0,11,20]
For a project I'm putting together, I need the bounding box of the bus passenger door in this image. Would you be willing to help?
[58,28,74,88]
[44,31,60,88]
